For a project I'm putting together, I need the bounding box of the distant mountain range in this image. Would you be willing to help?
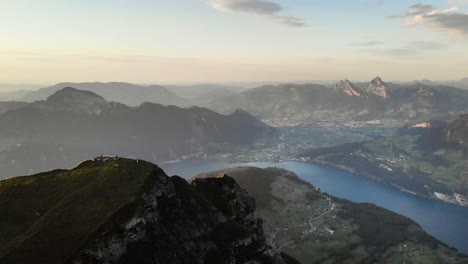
[208,77,468,127]
[0,82,247,108]
[303,115,468,207]
[408,78,468,91]
[2,78,466,128]
[195,167,466,263]
[15,82,190,107]
[0,87,273,178]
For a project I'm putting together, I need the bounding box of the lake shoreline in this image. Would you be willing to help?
[307,159,468,208]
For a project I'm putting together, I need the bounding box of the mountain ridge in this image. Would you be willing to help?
[0,158,297,264]
[0,87,274,179]
[207,77,468,127]
[17,82,189,107]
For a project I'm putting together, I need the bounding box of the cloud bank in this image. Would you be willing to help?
[391,3,468,37]
[208,0,306,27]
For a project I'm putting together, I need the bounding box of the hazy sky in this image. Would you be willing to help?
[1,0,467,85]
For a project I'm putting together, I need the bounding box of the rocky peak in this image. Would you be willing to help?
[192,174,256,226]
[367,76,389,98]
[335,79,363,96]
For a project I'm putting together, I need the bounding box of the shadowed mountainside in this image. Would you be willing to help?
[0,87,275,179]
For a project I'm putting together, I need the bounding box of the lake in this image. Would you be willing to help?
[161,159,468,254]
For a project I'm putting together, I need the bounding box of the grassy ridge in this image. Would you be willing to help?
[0,158,155,264]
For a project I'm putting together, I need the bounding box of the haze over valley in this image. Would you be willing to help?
[1,0,467,263]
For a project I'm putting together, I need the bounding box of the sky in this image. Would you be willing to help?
[0,0,467,87]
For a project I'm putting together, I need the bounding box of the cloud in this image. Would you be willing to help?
[390,3,468,37]
[351,41,385,46]
[208,0,306,27]
[366,41,447,57]
[210,0,282,14]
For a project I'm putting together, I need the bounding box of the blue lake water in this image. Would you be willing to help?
[161,159,468,254]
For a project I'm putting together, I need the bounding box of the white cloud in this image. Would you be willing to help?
[208,0,306,27]
[391,3,468,37]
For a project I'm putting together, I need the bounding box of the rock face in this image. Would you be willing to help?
[335,79,364,96]
[367,76,389,98]
[0,158,297,264]
[335,77,389,99]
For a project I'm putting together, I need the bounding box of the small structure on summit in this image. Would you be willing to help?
[92,155,120,162]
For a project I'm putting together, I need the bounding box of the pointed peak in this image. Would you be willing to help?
[371,76,384,84]
[368,77,389,99]
[335,79,353,86]
[335,79,363,97]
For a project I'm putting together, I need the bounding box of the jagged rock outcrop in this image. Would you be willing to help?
[367,76,389,98]
[0,158,297,264]
[335,79,364,96]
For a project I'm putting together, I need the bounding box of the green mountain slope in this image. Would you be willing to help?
[194,167,467,264]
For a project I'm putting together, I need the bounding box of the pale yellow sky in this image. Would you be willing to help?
[1,0,467,85]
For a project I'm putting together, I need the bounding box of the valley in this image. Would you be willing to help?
[4,1,468,262]
[302,117,468,207]
[0,82,466,263]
